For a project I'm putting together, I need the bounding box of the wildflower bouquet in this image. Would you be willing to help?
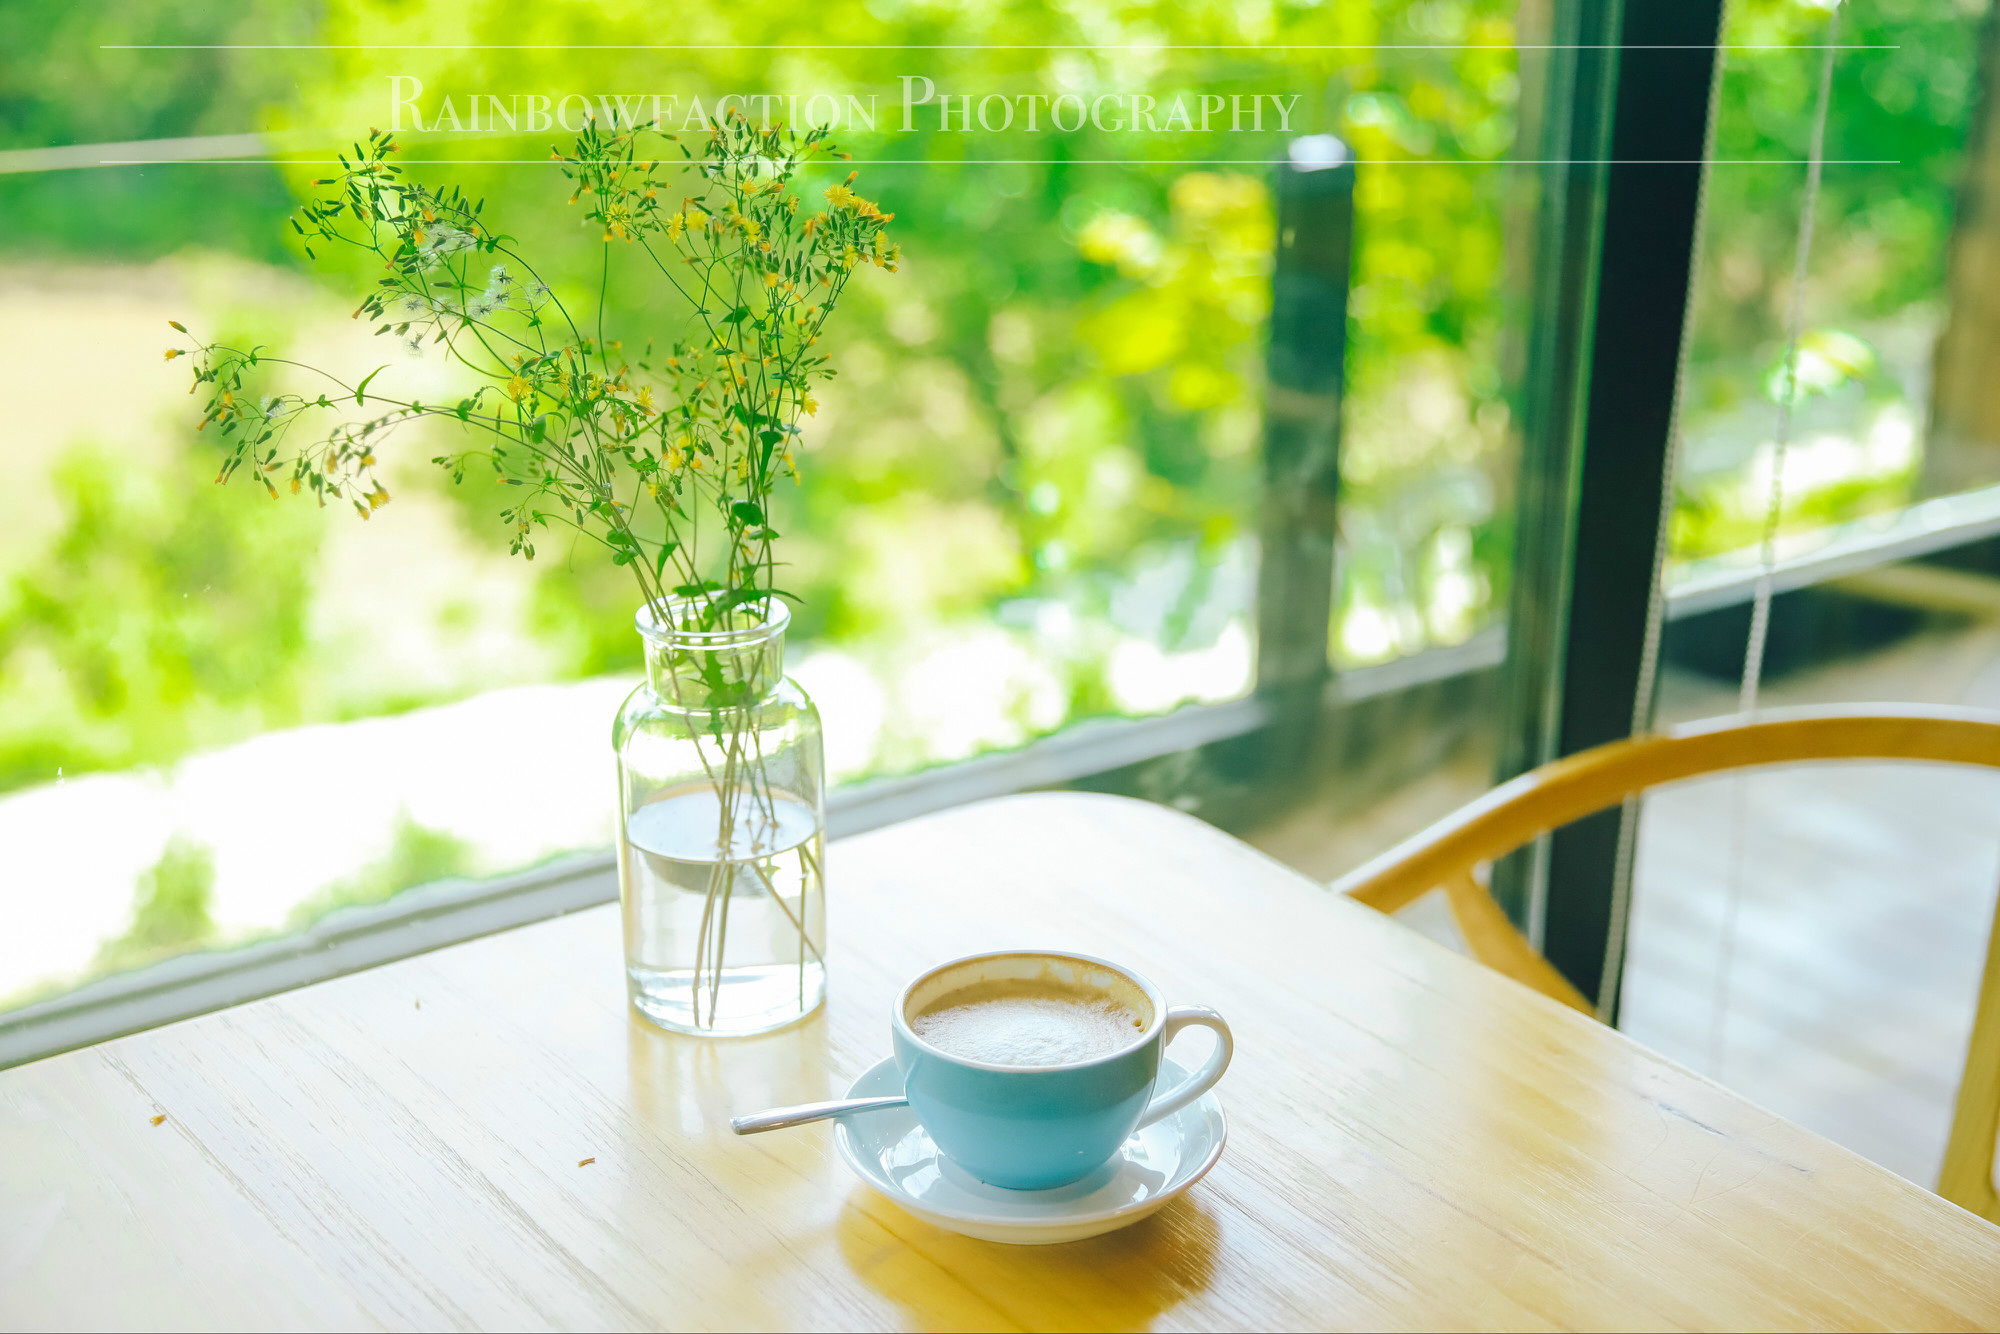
[170,112,898,1031]
[172,113,896,625]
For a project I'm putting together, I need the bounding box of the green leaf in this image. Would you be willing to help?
[354,365,389,405]
[722,305,751,325]
[731,501,764,525]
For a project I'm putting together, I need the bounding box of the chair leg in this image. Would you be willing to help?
[1938,897,2000,1222]
[1441,868,1594,1014]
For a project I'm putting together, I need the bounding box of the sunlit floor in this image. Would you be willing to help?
[1251,595,2000,1189]
[1627,610,2000,1186]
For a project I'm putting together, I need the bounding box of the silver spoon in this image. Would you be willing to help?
[730,1094,909,1135]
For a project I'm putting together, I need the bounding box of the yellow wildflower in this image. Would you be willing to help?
[803,395,818,416]
[635,385,657,414]
[163,347,183,360]
[825,183,856,210]
[506,375,533,402]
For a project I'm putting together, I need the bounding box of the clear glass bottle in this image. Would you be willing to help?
[614,597,825,1036]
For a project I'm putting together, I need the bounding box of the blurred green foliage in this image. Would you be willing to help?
[93,835,218,975]
[0,438,321,790]
[0,0,1527,797]
[0,1,313,263]
[28,815,473,1006]
[285,811,474,928]
[1674,0,1989,560]
[0,0,1985,792]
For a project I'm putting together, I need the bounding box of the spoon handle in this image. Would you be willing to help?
[729,1094,909,1135]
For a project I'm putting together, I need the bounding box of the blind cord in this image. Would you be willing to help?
[1707,4,1842,1078]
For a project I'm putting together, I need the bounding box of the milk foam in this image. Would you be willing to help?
[912,994,1145,1066]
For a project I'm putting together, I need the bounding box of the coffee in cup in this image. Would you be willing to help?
[909,974,1149,1067]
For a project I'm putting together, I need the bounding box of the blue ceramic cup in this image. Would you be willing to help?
[890,950,1233,1191]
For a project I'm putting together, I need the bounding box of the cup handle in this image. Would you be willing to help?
[1137,1006,1233,1129]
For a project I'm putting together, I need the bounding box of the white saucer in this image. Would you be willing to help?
[834,1055,1227,1245]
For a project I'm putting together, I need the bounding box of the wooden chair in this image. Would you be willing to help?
[1330,703,2000,1223]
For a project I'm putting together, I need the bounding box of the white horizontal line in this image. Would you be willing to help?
[97,44,1896,51]
[86,158,1901,167]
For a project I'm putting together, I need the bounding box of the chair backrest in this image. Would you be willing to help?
[1330,703,2000,1223]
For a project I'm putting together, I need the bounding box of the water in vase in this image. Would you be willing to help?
[619,784,825,1035]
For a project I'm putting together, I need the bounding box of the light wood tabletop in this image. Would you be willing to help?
[4,792,1998,1331]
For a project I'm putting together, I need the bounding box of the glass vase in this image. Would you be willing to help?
[614,597,826,1036]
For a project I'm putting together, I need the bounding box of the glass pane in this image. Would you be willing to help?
[1630,0,2000,1186]
[1671,0,1991,585]
[0,5,1529,1016]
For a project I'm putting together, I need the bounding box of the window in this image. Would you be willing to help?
[1,2,1535,1043]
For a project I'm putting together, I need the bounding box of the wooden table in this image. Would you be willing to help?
[4,793,1998,1331]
